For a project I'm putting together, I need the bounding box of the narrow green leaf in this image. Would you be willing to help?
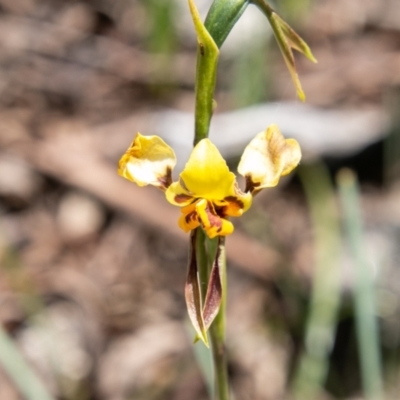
[251,0,316,102]
[337,169,383,400]
[0,325,55,400]
[292,162,341,399]
[185,230,209,347]
[187,322,214,398]
[205,0,249,48]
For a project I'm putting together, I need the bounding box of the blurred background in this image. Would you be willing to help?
[0,0,400,399]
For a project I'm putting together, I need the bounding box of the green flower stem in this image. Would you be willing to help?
[193,0,249,145]
[190,0,219,146]
[193,41,218,145]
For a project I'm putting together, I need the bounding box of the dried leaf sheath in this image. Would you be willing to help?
[185,230,209,346]
[203,236,223,331]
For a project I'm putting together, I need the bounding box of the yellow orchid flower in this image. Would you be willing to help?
[118,124,301,345]
[118,124,301,238]
[165,139,252,239]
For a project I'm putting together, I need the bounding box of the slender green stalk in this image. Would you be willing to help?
[190,0,219,146]
[193,42,218,145]
[193,0,249,145]
[337,169,383,400]
[191,0,315,396]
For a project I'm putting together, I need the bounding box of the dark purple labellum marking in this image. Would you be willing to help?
[175,194,193,203]
[224,196,244,209]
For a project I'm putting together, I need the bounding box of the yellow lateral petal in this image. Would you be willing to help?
[238,124,301,192]
[118,133,176,188]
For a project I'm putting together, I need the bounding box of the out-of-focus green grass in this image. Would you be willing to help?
[338,169,383,400]
[0,325,55,400]
[292,162,341,400]
[0,238,54,400]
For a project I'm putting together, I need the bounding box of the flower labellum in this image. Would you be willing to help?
[166,139,252,239]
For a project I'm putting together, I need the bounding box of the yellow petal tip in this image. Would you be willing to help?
[297,88,306,102]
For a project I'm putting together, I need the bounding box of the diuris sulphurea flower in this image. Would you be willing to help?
[118,125,301,236]
[118,124,301,344]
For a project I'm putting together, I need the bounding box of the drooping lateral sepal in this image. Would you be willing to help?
[185,230,209,347]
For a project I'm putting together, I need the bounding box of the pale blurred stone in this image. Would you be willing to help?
[17,301,97,398]
[57,191,106,242]
[98,322,187,400]
[0,156,42,204]
[54,3,95,34]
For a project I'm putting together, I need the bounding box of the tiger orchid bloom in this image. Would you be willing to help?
[165,139,252,239]
[118,125,301,237]
[118,124,301,344]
